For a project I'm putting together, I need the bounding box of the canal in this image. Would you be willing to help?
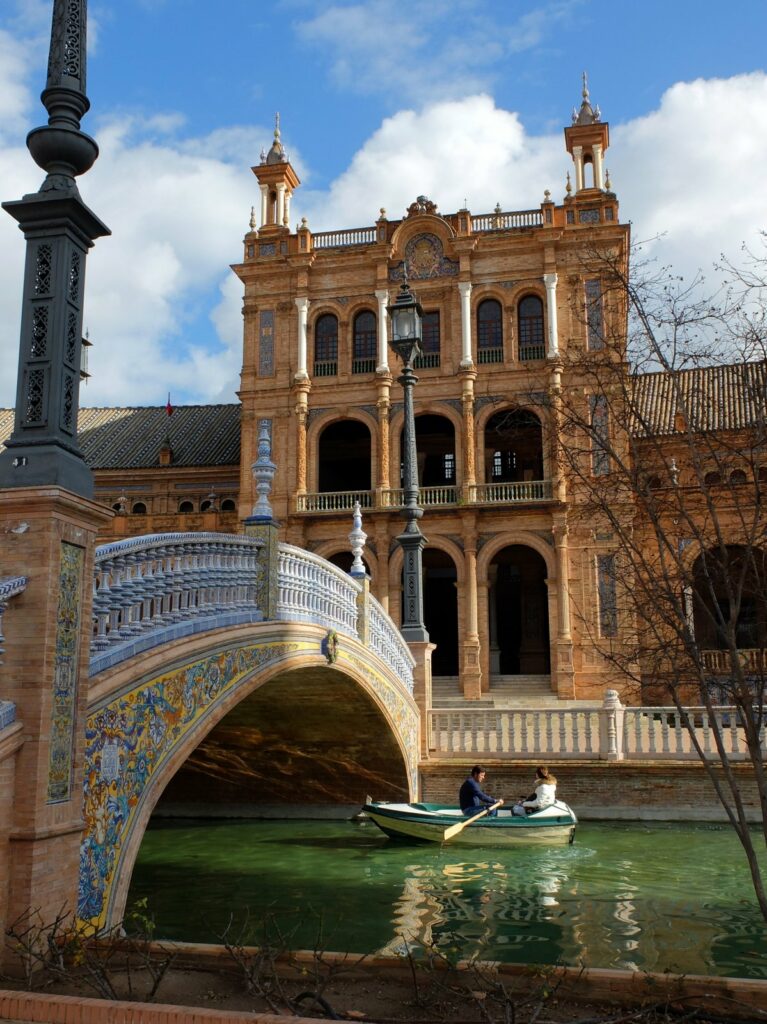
[128,819,767,979]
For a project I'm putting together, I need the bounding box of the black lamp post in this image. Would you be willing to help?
[0,0,110,497]
[388,281,429,643]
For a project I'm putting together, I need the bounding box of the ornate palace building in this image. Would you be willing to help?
[2,81,763,706]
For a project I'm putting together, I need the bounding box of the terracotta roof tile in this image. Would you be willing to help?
[0,405,240,469]
[632,361,767,435]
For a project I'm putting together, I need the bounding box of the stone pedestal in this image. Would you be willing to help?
[408,640,436,760]
[0,487,111,938]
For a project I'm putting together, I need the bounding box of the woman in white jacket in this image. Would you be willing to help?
[522,765,557,813]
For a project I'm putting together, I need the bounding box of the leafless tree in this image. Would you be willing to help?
[550,239,767,919]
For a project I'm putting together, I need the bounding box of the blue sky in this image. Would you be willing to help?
[1,0,766,407]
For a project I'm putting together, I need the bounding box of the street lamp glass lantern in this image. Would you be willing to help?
[387,281,423,362]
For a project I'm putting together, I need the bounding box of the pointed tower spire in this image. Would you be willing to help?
[252,114,300,232]
[564,72,610,193]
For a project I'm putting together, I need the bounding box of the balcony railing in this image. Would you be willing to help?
[296,490,374,513]
[519,343,546,361]
[414,351,440,369]
[313,360,337,377]
[477,346,504,364]
[428,693,766,761]
[312,227,378,249]
[702,648,765,673]
[296,481,552,514]
[472,209,543,232]
[381,485,458,508]
[352,357,376,375]
[469,480,553,503]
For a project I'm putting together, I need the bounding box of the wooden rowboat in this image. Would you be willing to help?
[363,801,577,846]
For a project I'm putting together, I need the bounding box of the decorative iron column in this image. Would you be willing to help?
[388,282,429,644]
[0,0,110,497]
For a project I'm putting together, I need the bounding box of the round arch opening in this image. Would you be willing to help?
[154,666,409,815]
[488,544,550,676]
[318,420,372,493]
[423,548,459,677]
[484,410,543,484]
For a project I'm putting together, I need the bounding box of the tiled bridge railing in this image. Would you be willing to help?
[429,690,766,762]
[276,543,415,691]
[88,533,415,692]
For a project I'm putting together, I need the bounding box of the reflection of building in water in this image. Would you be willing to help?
[568,880,724,974]
[381,858,569,963]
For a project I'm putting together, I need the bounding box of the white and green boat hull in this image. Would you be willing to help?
[364,802,577,847]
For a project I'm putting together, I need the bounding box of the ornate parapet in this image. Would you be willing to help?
[90,533,265,674]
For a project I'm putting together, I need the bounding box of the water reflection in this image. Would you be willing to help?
[128,820,767,979]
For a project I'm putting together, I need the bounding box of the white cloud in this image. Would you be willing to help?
[295,0,577,103]
[1,46,765,411]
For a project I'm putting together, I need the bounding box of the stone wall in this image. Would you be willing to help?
[421,760,763,821]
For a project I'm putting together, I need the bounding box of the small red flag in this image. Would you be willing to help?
[166,393,174,417]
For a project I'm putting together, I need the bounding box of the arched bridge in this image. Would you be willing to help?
[80,531,419,931]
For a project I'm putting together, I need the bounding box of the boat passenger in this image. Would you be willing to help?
[459,765,503,817]
[522,766,557,814]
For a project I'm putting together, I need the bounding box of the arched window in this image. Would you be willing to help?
[314,314,338,376]
[518,295,545,360]
[200,499,213,512]
[415,311,441,369]
[221,498,236,512]
[352,310,376,374]
[730,469,748,486]
[477,299,503,363]
[178,500,194,513]
[131,501,147,515]
[704,471,722,487]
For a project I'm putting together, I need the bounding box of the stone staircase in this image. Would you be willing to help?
[432,675,594,709]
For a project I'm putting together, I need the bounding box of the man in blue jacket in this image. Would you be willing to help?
[459,765,503,816]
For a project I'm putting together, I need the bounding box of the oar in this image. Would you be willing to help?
[443,800,504,841]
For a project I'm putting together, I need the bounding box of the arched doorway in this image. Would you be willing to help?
[692,546,767,653]
[423,548,459,677]
[318,420,371,493]
[488,545,550,675]
[402,414,456,489]
[484,410,543,483]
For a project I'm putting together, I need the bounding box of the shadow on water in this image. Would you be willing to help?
[128,819,767,979]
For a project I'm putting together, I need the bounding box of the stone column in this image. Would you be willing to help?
[553,518,575,698]
[0,489,111,935]
[460,367,477,499]
[461,520,483,700]
[375,289,390,373]
[284,190,292,227]
[260,184,269,226]
[409,641,437,760]
[572,145,584,192]
[543,272,559,359]
[376,376,392,499]
[458,281,473,367]
[294,296,309,379]
[549,362,566,502]
[275,183,286,226]
[293,381,311,497]
[592,143,604,190]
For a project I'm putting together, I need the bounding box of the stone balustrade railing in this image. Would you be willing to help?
[701,648,765,673]
[0,575,28,664]
[368,594,415,693]
[471,209,544,232]
[90,533,265,671]
[468,480,553,503]
[381,485,458,508]
[312,226,378,249]
[428,690,765,761]
[296,481,551,514]
[276,543,361,638]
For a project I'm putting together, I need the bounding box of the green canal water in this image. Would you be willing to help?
[128,819,767,979]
